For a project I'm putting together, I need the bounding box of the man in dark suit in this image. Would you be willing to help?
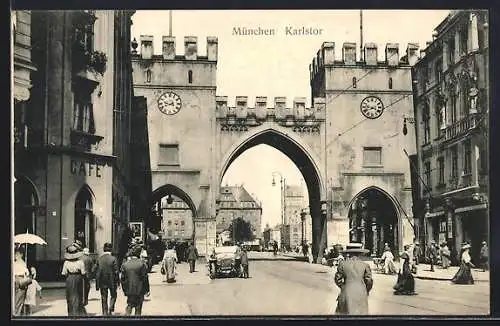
[95,243,119,316]
[186,242,199,273]
[240,247,249,278]
[120,245,150,316]
[334,243,373,315]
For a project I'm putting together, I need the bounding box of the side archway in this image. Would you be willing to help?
[347,186,402,257]
[74,185,96,252]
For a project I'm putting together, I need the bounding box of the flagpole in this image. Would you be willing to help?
[169,10,173,36]
[360,10,364,62]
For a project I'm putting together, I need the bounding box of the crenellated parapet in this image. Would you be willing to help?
[310,41,420,82]
[215,96,326,133]
[131,35,218,61]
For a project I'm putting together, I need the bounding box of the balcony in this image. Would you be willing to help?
[70,129,104,152]
[444,113,480,141]
[445,173,475,194]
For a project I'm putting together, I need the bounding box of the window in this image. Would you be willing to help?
[181,220,185,226]
[363,147,382,166]
[73,90,95,133]
[74,19,94,53]
[423,105,431,144]
[448,38,455,65]
[188,70,193,84]
[146,69,152,83]
[75,187,95,252]
[463,140,472,174]
[388,77,393,89]
[424,161,431,190]
[451,146,458,178]
[460,84,469,117]
[450,92,458,123]
[167,220,172,226]
[352,77,357,89]
[158,144,179,166]
[435,59,443,83]
[459,25,468,56]
[438,157,445,185]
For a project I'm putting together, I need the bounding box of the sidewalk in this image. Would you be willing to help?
[32,261,212,317]
[367,261,490,283]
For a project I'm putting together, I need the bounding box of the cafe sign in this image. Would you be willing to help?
[70,159,104,178]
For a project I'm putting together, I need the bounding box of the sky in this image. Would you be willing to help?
[131,10,450,228]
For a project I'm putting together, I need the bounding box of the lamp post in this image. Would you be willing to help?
[272,172,286,250]
[300,208,307,245]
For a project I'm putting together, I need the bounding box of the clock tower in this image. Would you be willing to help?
[132,35,218,256]
[310,41,419,254]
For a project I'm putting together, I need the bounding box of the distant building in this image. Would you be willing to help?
[283,184,310,248]
[161,196,194,241]
[216,185,262,238]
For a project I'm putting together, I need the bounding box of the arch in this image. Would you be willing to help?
[218,125,325,200]
[14,175,40,205]
[152,184,198,218]
[14,175,40,237]
[74,185,96,252]
[346,185,402,219]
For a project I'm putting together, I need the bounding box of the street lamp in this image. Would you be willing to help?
[300,208,307,244]
[272,171,286,250]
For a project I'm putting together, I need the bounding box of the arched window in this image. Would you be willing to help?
[15,177,39,263]
[388,77,393,89]
[146,69,152,83]
[352,77,357,89]
[188,70,193,84]
[75,187,95,252]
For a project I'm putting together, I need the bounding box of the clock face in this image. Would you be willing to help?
[158,92,182,115]
[360,96,384,119]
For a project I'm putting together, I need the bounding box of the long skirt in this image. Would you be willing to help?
[164,258,176,283]
[452,262,474,284]
[393,270,415,295]
[441,255,451,269]
[384,260,398,274]
[14,279,27,316]
[66,274,85,316]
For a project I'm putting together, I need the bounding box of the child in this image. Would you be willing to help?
[24,266,42,315]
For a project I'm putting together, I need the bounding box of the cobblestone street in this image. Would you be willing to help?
[30,253,489,317]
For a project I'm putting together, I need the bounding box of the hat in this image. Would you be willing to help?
[482,241,487,245]
[82,248,90,255]
[462,243,471,250]
[342,243,370,255]
[73,240,83,251]
[103,243,113,252]
[65,245,84,260]
[430,240,436,244]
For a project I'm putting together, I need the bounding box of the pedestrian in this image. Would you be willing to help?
[307,243,313,263]
[451,243,475,285]
[479,241,488,272]
[413,241,421,266]
[13,247,31,316]
[161,242,178,283]
[427,240,438,272]
[61,244,86,316]
[95,243,119,316]
[24,266,42,316]
[235,243,242,276]
[240,247,249,279]
[393,245,417,295]
[380,246,397,274]
[80,247,94,315]
[334,243,373,315]
[440,243,451,269]
[120,245,150,316]
[186,241,199,273]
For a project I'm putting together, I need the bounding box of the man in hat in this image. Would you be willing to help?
[120,245,150,316]
[334,243,373,315]
[186,241,199,273]
[95,243,119,316]
[413,239,421,266]
[479,241,488,272]
[427,240,438,272]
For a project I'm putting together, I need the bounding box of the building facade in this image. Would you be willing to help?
[216,185,263,238]
[310,41,419,256]
[12,10,151,281]
[283,184,311,248]
[160,195,194,241]
[412,10,489,264]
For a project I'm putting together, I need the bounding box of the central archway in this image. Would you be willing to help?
[218,128,326,261]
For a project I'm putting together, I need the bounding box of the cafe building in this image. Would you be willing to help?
[12,10,150,280]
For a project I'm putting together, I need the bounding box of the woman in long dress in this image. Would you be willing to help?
[452,243,474,284]
[162,242,178,283]
[393,245,416,295]
[61,245,86,316]
[13,247,31,316]
[440,243,451,269]
[381,247,397,274]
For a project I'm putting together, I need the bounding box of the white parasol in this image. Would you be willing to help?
[14,230,47,266]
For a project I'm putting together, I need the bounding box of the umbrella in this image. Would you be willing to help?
[14,230,47,267]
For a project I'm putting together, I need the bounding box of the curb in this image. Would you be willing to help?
[414,275,489,282]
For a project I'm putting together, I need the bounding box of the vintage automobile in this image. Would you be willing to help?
[209,245,242,279]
